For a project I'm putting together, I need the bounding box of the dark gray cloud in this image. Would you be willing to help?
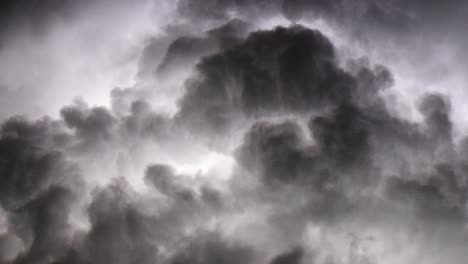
[176,25,359,135]
[156,19,251,77]
[270,247,304,264]
[0,117,81,263]
[0,117,75,210]
[61,104,116,149]
[236,120,312,184]
[59,180,161,264]
[0,2,468,264]
[11,187,76,264]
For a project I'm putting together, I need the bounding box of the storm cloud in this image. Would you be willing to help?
[0,1,468,264]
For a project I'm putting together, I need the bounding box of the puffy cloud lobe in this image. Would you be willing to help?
[145,164,193,198]
[236,120,314,184]
[123,100,171,140]
[11,187,76,264]
[62,180,160,264]
[309,104,370,167]
[61,99,172,148]
[0,108,189,263]
[52,172,233,264]
[61,102,116,146]
[0,118,74,209]
[157,36,219,75]
[281,0,304,23]
[157,19,250,76]
[419,93,452,141]
[177,25,356,134]
[0,118,81,263]
[235,119,354,224]
[235,94,465,236]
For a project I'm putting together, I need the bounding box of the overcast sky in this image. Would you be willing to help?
[1,1,468,264]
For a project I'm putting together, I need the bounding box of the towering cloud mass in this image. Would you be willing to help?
[1,0,468,263]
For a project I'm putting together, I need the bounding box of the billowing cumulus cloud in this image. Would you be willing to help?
[1,1,468,264]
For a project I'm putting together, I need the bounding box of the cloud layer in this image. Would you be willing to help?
[1,1,468,264]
